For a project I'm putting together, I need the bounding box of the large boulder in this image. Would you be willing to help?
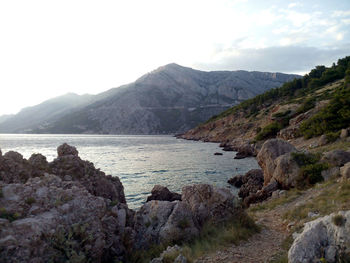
[272,152,300,188]
[57,143,79,157]
[0,174,133,262]
[288,210,350,263]
[146,185,181,202]
[133,200,198,249]
[243,180,279,207]
[181,184,240,227]
[321,150,350,167]
[257,139,296,185]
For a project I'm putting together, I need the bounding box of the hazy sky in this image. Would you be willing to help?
[1,0,350,115]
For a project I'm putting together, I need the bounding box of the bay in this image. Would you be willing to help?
[0,134,259,209]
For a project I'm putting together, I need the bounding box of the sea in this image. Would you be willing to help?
[0,134,260,209]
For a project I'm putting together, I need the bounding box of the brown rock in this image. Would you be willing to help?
[257,139,296,185]
[146,185,181,202]
[57,143,79,157]
[227,175,244,187]
[272,152,300,189]
[321,150,350,167]
[237,169,264,199]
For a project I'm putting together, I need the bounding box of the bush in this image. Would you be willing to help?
[332,214,345,226]
[297,163,329,188]
[0,208,20,222]
[255,122,282,141]
[300,85,350,138]
[25,197,36,205]
[296,98,316,114]
[325,131,340,142]
[291,152,320,167]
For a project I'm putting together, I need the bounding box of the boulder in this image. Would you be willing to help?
[237,169,264,199]
[214,152,223,156]
[318,134,328,146]
[321,150,350,167]
[0,174,132,262]
[181,184,240,227]
[57,143,79,157]
[321,167,340,181]
[243,180,279,207]
[146,185,181,202]
[288,210,350,263]
[134,201,198,248]
[227,174,244,188]
[340,162,350,180]
[28,153,50,177]
[278,126,300,140]
[272,152,300,189]
[257,139,296,185]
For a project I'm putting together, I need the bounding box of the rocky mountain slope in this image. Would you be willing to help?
[180,56,350,147]
[0,63,298,134]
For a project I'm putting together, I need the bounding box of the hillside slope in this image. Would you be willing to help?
[0,63,298,134]
[180,56,350,146]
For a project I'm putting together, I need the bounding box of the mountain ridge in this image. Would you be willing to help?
[0,63,299,134]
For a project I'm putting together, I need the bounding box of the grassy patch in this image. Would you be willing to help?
[283,180,350,223]
[296,163,329,188]
[25,197,36,205]
[313,140,350,153]
[0,208,20,222]
[248,189,303,212]
[181,213,259,262]
[130,212,259,263]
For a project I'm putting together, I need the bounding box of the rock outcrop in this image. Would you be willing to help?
[288,210,350,263]
[0,174,132,262]
[340,162,350,180]
[257,139,296,185]
[272,152,300,188]
[146,185,181,202]
[321,150,350,167]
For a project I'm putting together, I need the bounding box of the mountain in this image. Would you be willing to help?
[0,93,94,133]
[180,56,350,144]
[0,114,14,124]
[0,63,299,134]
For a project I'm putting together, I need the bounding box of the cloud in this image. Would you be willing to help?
[194,45,350,74]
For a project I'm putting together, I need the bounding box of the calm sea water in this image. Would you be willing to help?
[0,134,259,209]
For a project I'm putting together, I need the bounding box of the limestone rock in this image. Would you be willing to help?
[134,201,198,248]
[181,184,240,227]
[321,150,350,167]
[146,185,181,202]
[272,152,300,188]
[321,167,340,181]
[318,134,328,146]
[288,210,350,263]
[257,139,296,185]
[0,174,132,262]
[340,162,350,180]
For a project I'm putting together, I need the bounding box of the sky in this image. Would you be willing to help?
[0,0,350,115]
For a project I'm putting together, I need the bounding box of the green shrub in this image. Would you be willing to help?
[291,152,320,167]
[300,85,350,138]
[25,197,36,205]
[297,163,329,188]
[0,208,20,222]
[325,131,340,142]
[177,218,190,229]
[332,214,345,226]
[255,122,282,141]
[296,98,316,114]
[272,110,291,118]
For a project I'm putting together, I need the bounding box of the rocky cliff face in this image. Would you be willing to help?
[0,63,298,134]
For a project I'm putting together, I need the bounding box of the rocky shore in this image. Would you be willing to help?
[1,139,350,262]
[0,144,245,262]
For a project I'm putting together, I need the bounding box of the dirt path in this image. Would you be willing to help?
[195,188,320,263]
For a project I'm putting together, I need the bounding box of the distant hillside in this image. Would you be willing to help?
[0,114,14,124]
[0,64,299,134]
[0,93,94,133]
[180,56,350,144]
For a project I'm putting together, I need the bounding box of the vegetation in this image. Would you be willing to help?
[130,212,259,263]
[296,163,328,187]
[207,56,350,124]
[291,152,320,167]
[25,197,36,205]
[332,214,345,227]
[300,84,350,138]
[0,207,20,222]
[283,180,350,222]
[255,122,283,141]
